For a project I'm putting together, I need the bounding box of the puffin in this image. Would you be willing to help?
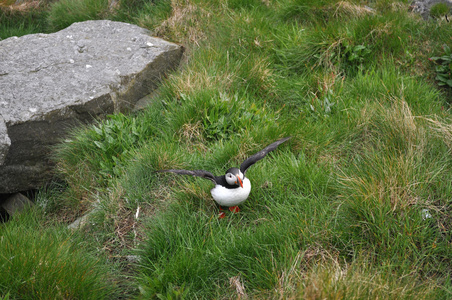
[157,137,291,217]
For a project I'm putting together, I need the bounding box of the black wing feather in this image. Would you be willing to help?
[157,169,217,184]
[240,137,291,174]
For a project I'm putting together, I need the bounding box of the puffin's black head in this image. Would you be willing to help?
[224,167,244,188]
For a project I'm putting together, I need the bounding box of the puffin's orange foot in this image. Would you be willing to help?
[229,206,240,213]
[218,211,226,219]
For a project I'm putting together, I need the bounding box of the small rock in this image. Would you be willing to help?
[67,207,99,230]
[421,208,432,220]
[125,255,141,263]
[1,193,34,216]
[410,0,452,20]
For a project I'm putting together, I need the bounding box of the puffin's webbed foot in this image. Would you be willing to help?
[229,206,240,213]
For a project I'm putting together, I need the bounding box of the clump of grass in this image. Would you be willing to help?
[46,0,109,31]
[279,0,344,25]
[343,63,445,115]
[254,250,442,299]
[274,8,419,77]
[0,210,118,299]
[430,2,450,19]
[152,0,212,45]
[296,259,440,299]
[0,2,49,39]
[118,138,188,211]
[425,116,452,151]
[336,98,452,275]
[124,0,172,31]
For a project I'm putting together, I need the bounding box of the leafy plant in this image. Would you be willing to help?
[55,111,159,187]
[307,88,336,119]
[138,280,189,300]
[90,113,157,177]
[201,93,248,141]
[430,44,452,88]
[343,43,372,73]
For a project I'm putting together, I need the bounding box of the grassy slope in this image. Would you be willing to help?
[2,0,452,299]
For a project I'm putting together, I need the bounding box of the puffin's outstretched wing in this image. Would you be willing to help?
[240,137,291,175]
[157,169,217,184]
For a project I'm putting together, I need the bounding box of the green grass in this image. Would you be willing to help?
[430,2,451,19]
[2,0,452,298]
[0,0,173,38]
[0,210,118,299]
[46,0,109,31]
[0,4,48,39]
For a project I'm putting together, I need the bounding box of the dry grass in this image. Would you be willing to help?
[339,153,423,211]
[338,97,429,211]
[168,64,236,97]
[333,1,375,18]
[254,244,438,300]
[0,0,41,10]
[229,275,248,299]
[178,120,203,141]
[354,97,424,151]
[247,57,276,93]
[148,143,185,171]
[166,54,275,98]
[152,0,211,46]
[424,116,452,151]
[298,261,436,300]
[177,120,210,153]
[252,246,341,299]
[310,71,344,102]
[56,159,99,196]
[387,98,421,145]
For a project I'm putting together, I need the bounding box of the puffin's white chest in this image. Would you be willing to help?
[210,178,251,207]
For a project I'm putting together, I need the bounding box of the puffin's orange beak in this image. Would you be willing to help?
[236,176,243,188]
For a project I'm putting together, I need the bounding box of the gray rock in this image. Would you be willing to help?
[1,193,34,216]
[67,207,100,230]
[410,0,452,19]
[125,255,142,263]
[0,20,183,193]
